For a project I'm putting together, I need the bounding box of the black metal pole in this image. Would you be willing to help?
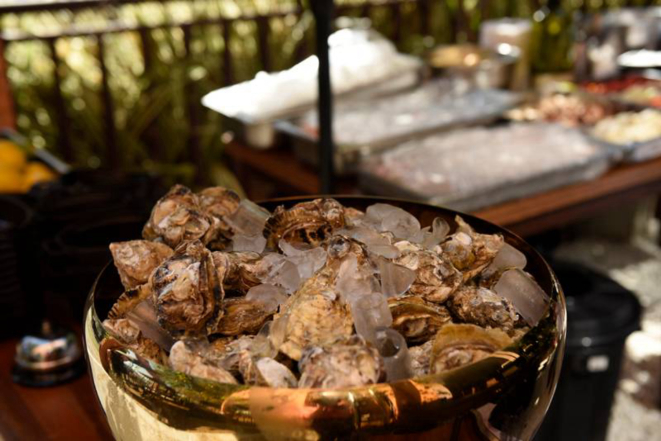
[311,0,335,194]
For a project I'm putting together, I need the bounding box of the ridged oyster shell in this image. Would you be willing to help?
[448,285,519,332]
[151,241,223,336]
[110,240,173,290]
[102,318,167,364]
[430,324,512,373]
[264,198,346,249]
[388,296,453,344]
[169,340,238,384]
[439,216,504,281]
[298,335,384,388]
[394,245,462,303]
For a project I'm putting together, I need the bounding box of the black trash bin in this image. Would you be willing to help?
[535,260,642,441]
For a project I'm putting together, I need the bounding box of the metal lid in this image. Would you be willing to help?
[14,321,81,372]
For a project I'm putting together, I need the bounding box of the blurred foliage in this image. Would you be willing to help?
[0,0,654,189]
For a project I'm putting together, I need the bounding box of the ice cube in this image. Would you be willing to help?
[368,244,401,259]
[278,240,327,280]
[374,327,413,381]
[378,258,416,298]
[226,200,270,236]
[250,321,279,359]
[494,269,549,326]
[349,292,393,344]
[485,243,527,275]
[422,218,450,250]
[269,313,289,350]
[258,253,302,294]
[232,233,267,253]
[126,299,175,351]
[335,255,379,303]
[364,203,421,240]
[246,284,288,313]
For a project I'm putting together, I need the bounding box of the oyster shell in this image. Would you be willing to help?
[169,340,238,384]
[102,318,166,364]
[215,297,274,336]
[448,285,519,332]
[409,340,433,377]
[151,241,223,336]
[110,240,173,290]
[275,263,354,361]
[388,296,452,344]
[264,198,346,249]
[212,251,262,294]
[430,324,512,373]
[142,185,216,248]
[439,216,504,281]
[298,335,385,388]
[394,247,462,303]
[197,187,241,249]
[107,283,152,320]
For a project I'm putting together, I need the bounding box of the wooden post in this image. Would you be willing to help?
[0,39,16,129]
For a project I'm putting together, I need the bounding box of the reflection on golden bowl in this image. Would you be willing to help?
[83,196,566,441]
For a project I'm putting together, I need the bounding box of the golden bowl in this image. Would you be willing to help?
[83,196,566,440]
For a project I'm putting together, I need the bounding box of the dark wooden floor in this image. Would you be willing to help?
[0,336,113,441]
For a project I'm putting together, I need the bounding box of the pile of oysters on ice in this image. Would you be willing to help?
[102,185,550,389]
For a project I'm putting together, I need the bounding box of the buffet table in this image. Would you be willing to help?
[226,141,661,237]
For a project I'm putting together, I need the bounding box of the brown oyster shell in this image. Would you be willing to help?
[110,240,173,290]
[409,340,433,377]
[102,318,166,364]
[142,185,216,248]
[264,198,346,249]
[395,247,462,303]
[430,324,512,373]
[107,284,152,320]
[448,285,519,332]
[388,296,453,344]
[169,340,238,384]
[215,297,273,336]
[439,216,504,281]
[150,241,223,336]
[197,187,241,250]
[212,251,263,294]
[274,265,353,361]
[298,335,385,389]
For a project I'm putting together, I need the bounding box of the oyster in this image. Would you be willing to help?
[215,297,273,336]
[264,198,346,249]
[298,335,385,388]
[151,241,223,336]
[448,285,519,332]
[275,264,354,361]
[197,187,241,249]
[388,296,452,344]
[212,251,262,294]
[107,283,152,320]
[102,318,166,364]
[409,340,433,377]
[142,185,216,248]
[430,324,512,373]
[110,240,173,290]
[204,335,254,377]
[169,340,238,384]
[394,247,462,303]
[344,206,365,227]
[439,216,504,281]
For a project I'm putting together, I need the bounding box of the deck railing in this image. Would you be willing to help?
[0,0,654,180]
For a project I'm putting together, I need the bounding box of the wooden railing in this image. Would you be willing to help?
[0,0,655,177]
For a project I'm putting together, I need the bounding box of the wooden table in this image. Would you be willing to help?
[0,336,113,441]
[226,142,661,237]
